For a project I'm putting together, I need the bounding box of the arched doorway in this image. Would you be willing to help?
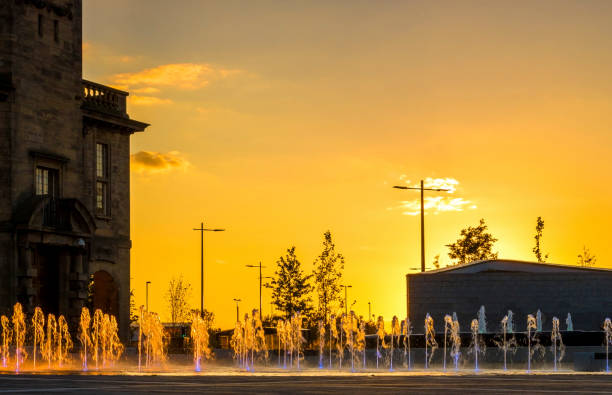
[92,270,119,317]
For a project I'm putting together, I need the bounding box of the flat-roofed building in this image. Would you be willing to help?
[406,260,612,332]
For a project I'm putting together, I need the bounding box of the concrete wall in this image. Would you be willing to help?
[407,271,612,333]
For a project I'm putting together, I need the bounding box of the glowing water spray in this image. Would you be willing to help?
[477,306,487,334]
[443,315,452,370]
[32,307,45,369]
[57,315,73,367]
[551,317,564,371]
[376,316,386,369]
[191,312,212,372]
[390,316,400,371]
[318,320,325,369]
[79,307,92,371]
[450,316,461,370]
[0,315,10,368]
[11,303,26,373]
[604,318,612,372]
[402,317,412,369]
[424,314,437,369]
[470,319,480,371]
[527,314,537,372]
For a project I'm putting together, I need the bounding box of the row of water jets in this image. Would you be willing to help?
[2,302,612,373]
[0,303,122,372]
[0,303,213,373]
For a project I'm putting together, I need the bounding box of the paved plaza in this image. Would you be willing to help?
[1,373,611,394]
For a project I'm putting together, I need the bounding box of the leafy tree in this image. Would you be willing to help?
[446,219,498,265]
[270,246,313,318]
[533,216,549,262]
[166,276,192,325]
[313,231,345,323]
[577,246,596,267]
[432,254,441,270]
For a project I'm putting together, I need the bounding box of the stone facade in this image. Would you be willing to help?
[0,0,148,340]
[406,260,612,332]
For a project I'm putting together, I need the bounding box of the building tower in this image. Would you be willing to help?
[0,0,148,339]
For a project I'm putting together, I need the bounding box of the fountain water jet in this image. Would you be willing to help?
[318,320,325,369]
[0,315,10,368]
[329,314,338,369]
[390,316,400,371]
[470,319,482,371]
[12,303,26,373]
[401,318,412,369]
[450,317,461,370]
[527,314,537,372]
[551,317,564,371]
[357,319,366,369]
[477,306,487,334]
[32,307,45,369]
[443,315,452,370]
[45,314,57,369]
[376,316,386,369]
[566,313,573,332]
[604,318,612,372]
[56,315,73,367]
[191,312,212,372]
[79,308,92,371]
[424,314,437,369]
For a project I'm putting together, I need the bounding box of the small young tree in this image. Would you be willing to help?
[446,219,498,265]
[313,231,345,323]
[577,246,596,267]
[533,216,549,262]
[166,276,192,325]
[270,246,313,318]
[432,254,441,270]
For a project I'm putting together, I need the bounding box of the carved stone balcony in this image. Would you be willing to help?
[82,79,128,118]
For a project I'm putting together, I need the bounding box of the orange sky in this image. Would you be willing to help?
[83,0,612,328]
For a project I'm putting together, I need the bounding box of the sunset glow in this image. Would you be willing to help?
[82,0,612,328]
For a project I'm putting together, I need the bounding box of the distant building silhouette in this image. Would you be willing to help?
[406,259,612,332]
[0,0,148,339]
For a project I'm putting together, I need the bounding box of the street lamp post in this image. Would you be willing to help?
[193,221,225,318]
[393,180,451,272]
[146,281,151,312]
[233,298,241,322]
[341,285,352,315]
[368,301,371,321]
[246,262,273,315]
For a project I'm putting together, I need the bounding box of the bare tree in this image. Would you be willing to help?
[577,246,596,267]
[166,276,192,325]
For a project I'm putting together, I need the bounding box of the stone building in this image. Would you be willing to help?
[406,259,612,332]
[0,0,148,339]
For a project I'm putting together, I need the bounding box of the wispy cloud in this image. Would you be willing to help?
[130,151,190,174]
[129,95,173,106]
[111,63,241,91]
[392,177,476,215]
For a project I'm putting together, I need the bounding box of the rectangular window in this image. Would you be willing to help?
[53,20,59,43]
[96,143,107,178]
[96,181,106,212]
[36,167,58,197]
[95,143,110,216]
[38,14,43,37]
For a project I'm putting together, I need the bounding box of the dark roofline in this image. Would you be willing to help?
[407,258,612,276]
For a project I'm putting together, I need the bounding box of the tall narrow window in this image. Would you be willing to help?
[96,143,109,216]
[53,20,59,43]
[36,167,58,197]
[38,14,43,37]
